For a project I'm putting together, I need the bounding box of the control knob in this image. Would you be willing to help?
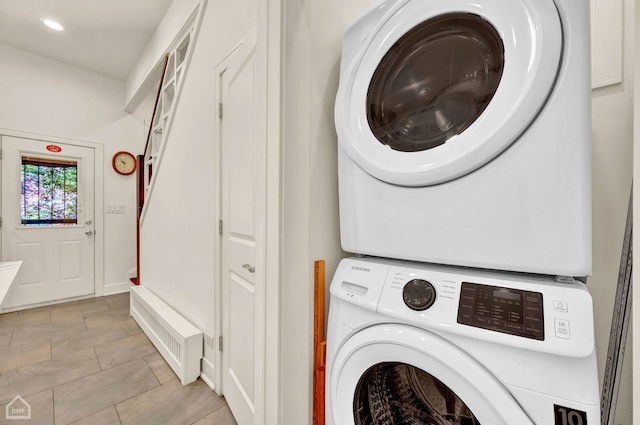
[403,279,436,311]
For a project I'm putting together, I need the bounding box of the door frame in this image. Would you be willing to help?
[0,128,105,305]
[211,0,282,423]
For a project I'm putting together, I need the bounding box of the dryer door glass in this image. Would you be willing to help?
[354,362,481,424]
[367,13,504,153]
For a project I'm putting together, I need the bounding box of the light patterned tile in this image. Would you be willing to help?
[0,311,18,321]
[0,310,50,330]
[52,326,128,358]
[0,389,54,425]
[0,330,12,350]
[83,309,132,330]
[144,353,178,384]
[54,358,159,425]
[94,333,157,370]
[192,406,237,425]
[0,348,100,405]
[119,318,142,336]
[51,300,79,309]
[51,299,110,323]
[17,305,52,316]
[0,339,51,373]
[68,406,122,425]
[104,293,130,312]
[10,318,87,348]
[116,379,225,425]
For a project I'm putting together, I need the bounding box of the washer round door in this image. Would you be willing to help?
[327,325,535,424]
[335,0,562,186]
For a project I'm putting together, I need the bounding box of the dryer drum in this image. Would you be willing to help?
[367,13,504,153]
[354,362,480,425]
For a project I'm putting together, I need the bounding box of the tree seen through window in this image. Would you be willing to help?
[21,157,78,226]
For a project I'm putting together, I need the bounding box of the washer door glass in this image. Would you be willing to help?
[335,0,562,186]
[355,362,481,424]
[368,14,504,153]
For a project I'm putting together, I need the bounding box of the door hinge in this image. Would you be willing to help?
[218,102,223,119]
[218,219,223,236]
[0,217,2,228]
[218,335,223,351]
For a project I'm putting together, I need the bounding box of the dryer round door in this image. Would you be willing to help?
[335,0,562,186]
[327,325,535,424]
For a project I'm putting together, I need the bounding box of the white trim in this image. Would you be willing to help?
[200,353,218,393]
[103,280,133,296]
[0,128,105,300]
[264,0,283,423]
[0,293,95,314]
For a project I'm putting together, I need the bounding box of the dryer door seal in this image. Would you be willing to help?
[327,324,535,425]
[335,0,562,186]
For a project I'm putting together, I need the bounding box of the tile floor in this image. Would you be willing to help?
[0,292,237,425]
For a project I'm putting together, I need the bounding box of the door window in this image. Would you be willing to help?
[367,13,504,152]
[21,156,78,226]
[354,362,480,424]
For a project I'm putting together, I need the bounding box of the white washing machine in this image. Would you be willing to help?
[335,0,591,277]
[326,257,599,424]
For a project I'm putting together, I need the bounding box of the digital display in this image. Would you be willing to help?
[457,282,544,340]
[475,287,523,325]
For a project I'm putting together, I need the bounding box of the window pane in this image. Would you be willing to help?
[21,157,78,226]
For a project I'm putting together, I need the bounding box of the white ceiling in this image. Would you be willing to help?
[0,0,174,81]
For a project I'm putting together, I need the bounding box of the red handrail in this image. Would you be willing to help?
[144,55,170,158]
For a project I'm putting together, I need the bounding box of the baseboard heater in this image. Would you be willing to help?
[130,286,203,385]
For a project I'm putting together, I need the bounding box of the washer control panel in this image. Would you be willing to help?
[457,282,544,340]
[331,257,595,357]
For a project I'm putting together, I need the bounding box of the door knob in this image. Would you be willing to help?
[85,230,94,236]
[242,264,255,273]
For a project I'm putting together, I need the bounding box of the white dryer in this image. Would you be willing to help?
[335,0,591,277]
[326,257,599,424]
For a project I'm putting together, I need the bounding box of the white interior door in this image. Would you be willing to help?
[1,136,95,309]
[218,28,265,425]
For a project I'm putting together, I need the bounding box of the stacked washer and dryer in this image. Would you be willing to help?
[326,0,600,424]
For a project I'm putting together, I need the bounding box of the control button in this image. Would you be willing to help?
[506,323,523,332]
[553,300,569,313]
[403,279,436,311]
[555,319,571,339]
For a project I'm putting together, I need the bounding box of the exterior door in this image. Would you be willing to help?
[1,136,95,309]
[218,27,266,425]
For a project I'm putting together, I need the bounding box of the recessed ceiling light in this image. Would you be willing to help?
[42,19,64,31]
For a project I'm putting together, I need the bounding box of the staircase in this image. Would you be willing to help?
[133,10,201,284]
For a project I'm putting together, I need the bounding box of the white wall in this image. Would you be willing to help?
[281,1,372,423]
[138,0,257,388]
[590,0,634,423]
[0,42,146,295]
